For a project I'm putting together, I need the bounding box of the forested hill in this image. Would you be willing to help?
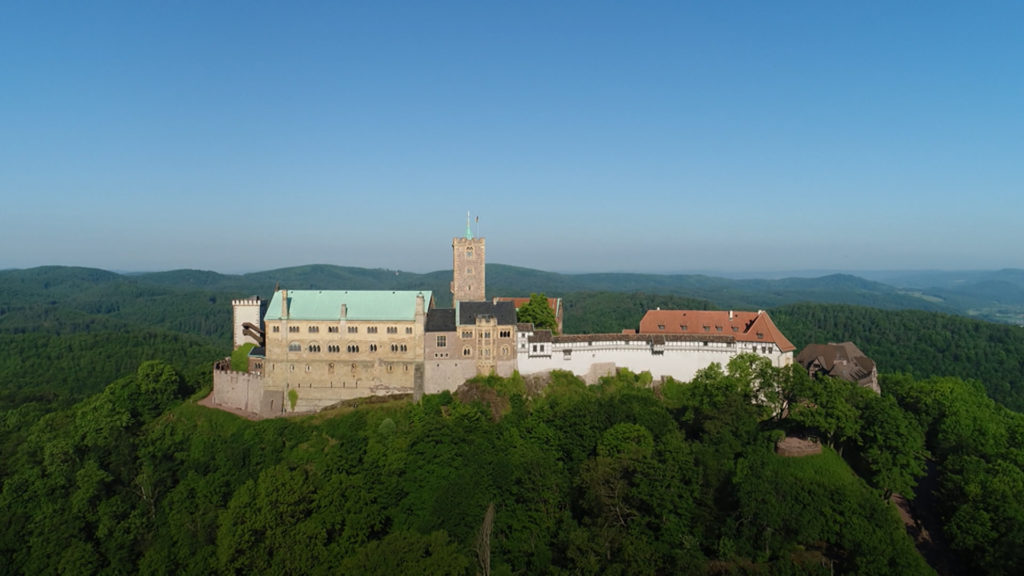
[771,303,1024,412]
[0,263,964,315]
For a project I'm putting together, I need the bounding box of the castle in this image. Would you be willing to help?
[213,222,795,416]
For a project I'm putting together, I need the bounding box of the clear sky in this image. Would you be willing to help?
[2,1,1022,274]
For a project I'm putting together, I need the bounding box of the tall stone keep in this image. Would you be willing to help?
[451,216,485,303]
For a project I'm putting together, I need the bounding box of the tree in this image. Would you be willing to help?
[516,293,558,334]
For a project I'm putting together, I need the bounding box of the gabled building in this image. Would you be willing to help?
[260,289,431,413]
[638,309,795,365]
[423,300,518,394]
[796,341,879,393]
[423,219,517,394]
[516,309,795,385]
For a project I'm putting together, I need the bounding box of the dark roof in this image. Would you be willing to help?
[458,301,517,326]
[531,329,554,343]
[425,308,456,332]
[549,333,734,345]
[796,342,876,382]
[250,346,266,357]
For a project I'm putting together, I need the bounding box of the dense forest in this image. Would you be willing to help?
[771,304,1024,412]
[0,356,970,575]
[3,266,1024,573]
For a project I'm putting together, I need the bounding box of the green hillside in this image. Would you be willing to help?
[0,360,947,575]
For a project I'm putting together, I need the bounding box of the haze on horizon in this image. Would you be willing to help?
[3,2,1023,276]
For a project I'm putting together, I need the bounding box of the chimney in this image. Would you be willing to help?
[415,292,425,316]
[281,289,288,319]
[340,303,347,319]
[729,310,734,320]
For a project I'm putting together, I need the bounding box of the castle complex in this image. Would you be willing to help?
[213,223,795,416]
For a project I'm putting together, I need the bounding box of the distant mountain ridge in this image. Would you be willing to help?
[0,262,975,319]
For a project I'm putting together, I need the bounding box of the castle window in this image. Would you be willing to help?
[532,344,538,352]
[288,342,300,352]
[715,325,722,332]
[680,325,687,331]
[289,326,300,333]
[405,327,413,334]
[305,364,311,372]
[328,344,340,353]
[499,330,511,338]
[400,344,408,352]
[501,345,509,357]
[757,332,764,339]
[387,326,398,334]
[348,326,358,334]
[308,326,319,333]
[328,326,339,333]
[436,335,447,348]
[369,344,378,352]
[272,326,280,333]
[462,330,473,339]
[347,344,360,353]
[466,267,473,275]
[703,326,710,332]
[367,326,378,334]
[657,324,665,330]
[563,350,572,359]
[483,331,491,339]
[307,344,321,352]
[463,347,472,356]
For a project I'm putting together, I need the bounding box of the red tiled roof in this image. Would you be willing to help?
[638,309,795,352]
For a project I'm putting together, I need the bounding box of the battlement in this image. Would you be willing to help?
[231,297,261,307]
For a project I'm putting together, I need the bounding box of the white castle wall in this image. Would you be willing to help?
[517,338,792,385]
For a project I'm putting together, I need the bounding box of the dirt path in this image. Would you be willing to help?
[893,461,964,576]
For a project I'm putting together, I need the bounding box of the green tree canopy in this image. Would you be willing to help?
[516,293,558,334]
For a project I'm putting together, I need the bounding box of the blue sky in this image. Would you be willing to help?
[2,1,1022,274]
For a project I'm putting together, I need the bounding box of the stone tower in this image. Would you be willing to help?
[231,296,263,349]
[451,214,485,303]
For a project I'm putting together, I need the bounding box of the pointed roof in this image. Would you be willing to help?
[638,309,795,352]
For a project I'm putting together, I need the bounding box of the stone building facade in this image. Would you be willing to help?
[212,223,802,416]
[423,301,518,394]
[260,289,431,413]
[231,297,264,348]
[451,235,485,303]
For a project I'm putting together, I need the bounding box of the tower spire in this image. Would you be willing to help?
[465,211,473,239]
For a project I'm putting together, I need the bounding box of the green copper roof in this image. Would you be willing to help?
[264,290,430,322]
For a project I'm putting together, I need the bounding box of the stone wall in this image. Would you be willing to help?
[212,368,266,415]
